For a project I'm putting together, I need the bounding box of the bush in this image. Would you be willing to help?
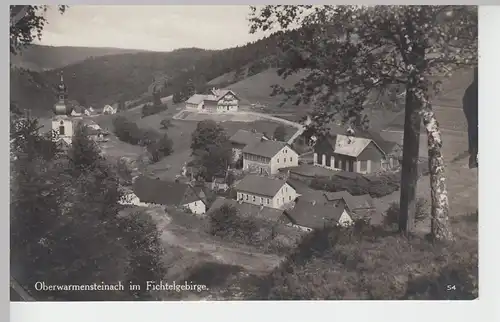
[384,198,429,227]
[147,134,173,163]
[208,204,259,244]
[160,118,173,129]
[142,103,168,118]
[246,223,478,300]
[309,171,401,198]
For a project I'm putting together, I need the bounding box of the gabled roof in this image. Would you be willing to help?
[133,176,202,206]
[210,89,239,101]
[334,134,373,157]
[207,197,283,222]
[186,94,207,105]
[328,125,398,155]
[242,139,288,158]
[234,174,287,197]
[317,133,386,158]
[284,198,346,230]
[229,129,266,146]
[323,191,374,210]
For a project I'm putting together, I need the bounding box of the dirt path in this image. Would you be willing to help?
[144,207,284,274]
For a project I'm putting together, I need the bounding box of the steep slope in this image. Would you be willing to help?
[10,44,147,71]
[11,33,283,116]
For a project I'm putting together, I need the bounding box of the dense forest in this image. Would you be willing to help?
[9,44,146,71]
[10,33,286,116]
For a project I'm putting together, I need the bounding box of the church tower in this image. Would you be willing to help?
[51,72,74,145]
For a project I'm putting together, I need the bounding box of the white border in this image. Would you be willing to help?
[5,3,498,322]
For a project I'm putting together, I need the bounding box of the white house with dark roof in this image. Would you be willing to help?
[122,176,207,215]
[242,139,299,175]
[235,174,298,209]
[313,133,398,174]
[281,198,354,232]
[229,129,269,162]
[185,94,206,110]
[185,88,240,112]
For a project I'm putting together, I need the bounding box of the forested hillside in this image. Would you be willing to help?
[11,33,285,116]
[9,44,146,71]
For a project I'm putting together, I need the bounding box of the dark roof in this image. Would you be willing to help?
[234,174,287,197]
[324,191,374,210]
[207,197,283,222]
[242,140,287,158]
[284,198,345,230]
[229,129,266,146]
[133,176,202,206]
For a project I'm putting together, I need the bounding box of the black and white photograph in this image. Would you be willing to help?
[9,5,478,302]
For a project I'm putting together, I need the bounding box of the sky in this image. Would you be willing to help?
[36,5,270,52]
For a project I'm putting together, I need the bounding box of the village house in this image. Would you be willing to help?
[242,139,299,175]
[185,94,206,110]
[281,198,354,232]
[211,177,230,192]
[235,174,298,209]
[313,132,399,174]
[207,197,284,224]
[124,176,207,215]
[185,88,240,112]
[323,191,378,222]
[102,104,117,115]
[229,129,269,162]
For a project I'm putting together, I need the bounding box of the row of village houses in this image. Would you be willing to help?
[121,126,401,231]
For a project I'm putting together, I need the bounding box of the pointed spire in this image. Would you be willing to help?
[60,71,64,83]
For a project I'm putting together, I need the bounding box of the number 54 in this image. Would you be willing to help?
[447,285,457,291]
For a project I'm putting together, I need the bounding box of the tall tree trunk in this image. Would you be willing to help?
[399,90,421,234]
[420,103,454,241]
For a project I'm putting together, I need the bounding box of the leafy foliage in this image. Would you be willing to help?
[10,5,67,55]
[209,205,260,244]
[190,120,232,180]
[273,124,286,141]
[384,198,429,227]
[10,116,167,300]
[147,134,174,163]
[119,210,166,300]
[249,5,477,131]
[310,172,401,198]
[160,118,173,130]
[248,223,477,300]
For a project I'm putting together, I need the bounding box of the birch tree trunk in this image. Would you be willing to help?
[420,102,454,241]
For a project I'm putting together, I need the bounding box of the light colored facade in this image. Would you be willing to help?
[236,182,298,209]
[120,193,206,215]
[185,89,239,113]
[183,200,206,215]
[243,144,299,175]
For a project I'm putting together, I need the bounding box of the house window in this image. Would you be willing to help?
[266,199,269,204]
[290,157,292,162]
[283,158,286,163]
[285,150,287,154]
[246,194,249,200]
[289,196,291,201]
[59,125,65,135]
[360,160,367,172]
[260,197,263,204]
[277,158,279,163]
[282,197,285,203]
[253,196,256,202]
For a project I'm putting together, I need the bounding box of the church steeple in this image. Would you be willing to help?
[53,71,72,116]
